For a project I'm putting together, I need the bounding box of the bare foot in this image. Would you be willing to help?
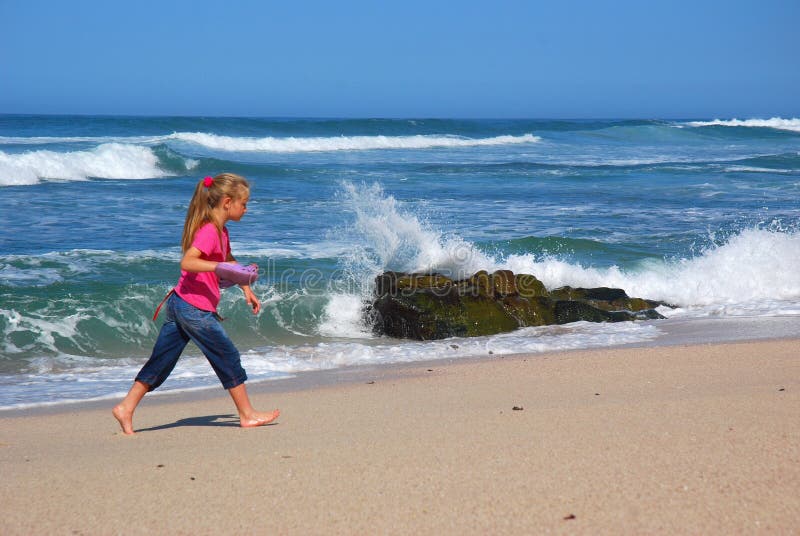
[112,404,135,435]
[240,409,280,428]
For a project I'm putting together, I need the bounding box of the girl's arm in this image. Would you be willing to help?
[241,284,261,314]
[180,246,219,273]
[225,250,261,313]
[184,246,262,314]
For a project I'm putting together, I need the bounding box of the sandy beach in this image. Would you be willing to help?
[1,339,798,534]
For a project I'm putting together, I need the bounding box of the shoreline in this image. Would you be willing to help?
[2,337,799,533]
[2,314,799,418]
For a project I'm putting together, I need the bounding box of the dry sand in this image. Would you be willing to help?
[1,339,799,534]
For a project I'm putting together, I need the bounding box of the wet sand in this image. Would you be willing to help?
[1,339,799,534]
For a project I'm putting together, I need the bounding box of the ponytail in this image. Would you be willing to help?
[181,173,250,252]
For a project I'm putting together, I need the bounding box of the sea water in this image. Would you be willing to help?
[1,116,799,409]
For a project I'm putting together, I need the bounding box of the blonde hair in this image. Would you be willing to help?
[181,173,250,252]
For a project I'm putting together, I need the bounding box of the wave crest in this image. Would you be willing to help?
[687,117,800,133]
[501,227,800,313]
[171,132,541,153]
[334,183,800,315]
[0,143,172,185]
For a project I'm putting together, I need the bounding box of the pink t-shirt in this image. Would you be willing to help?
[175,222,230,312]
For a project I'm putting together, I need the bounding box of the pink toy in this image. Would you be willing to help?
[215,262,258,288]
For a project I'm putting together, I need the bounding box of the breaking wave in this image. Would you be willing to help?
[319,183,800,339]
[687,117,800,133]
[0,143,189,186]
[170,132,541,152]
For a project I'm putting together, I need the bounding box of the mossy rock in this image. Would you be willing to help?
[491,270,517,296]
[370,270,667,340]
[372,289,519,340]
[501,295,555,326]
[462,270,492,297]
[395,273,452,292]
[554,300,626,324]
[549,286,627,302]
[374,271,453,296]
[515,273,548,298]
[550,286,663,312]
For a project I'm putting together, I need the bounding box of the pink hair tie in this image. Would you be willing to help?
[203,176,214,188]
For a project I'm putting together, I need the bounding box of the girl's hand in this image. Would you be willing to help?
[243,287,261,314]
[215,262,258,287]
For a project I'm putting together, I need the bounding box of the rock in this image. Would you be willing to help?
[515,273,548,298]
[491,270,517,296]
[368,270,667,340]
[548,286,662,312]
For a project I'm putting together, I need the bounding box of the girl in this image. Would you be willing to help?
[113,173,280,434]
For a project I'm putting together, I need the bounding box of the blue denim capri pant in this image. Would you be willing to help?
[136,293,247,390]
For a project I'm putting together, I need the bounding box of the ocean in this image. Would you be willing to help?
[1,115,799,410]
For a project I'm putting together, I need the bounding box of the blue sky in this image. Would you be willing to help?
[1,0,797,118]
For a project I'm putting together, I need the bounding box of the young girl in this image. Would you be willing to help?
[113,173,280,434]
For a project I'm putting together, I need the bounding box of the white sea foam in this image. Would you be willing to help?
[339,181,494,280]
[687,117,800,133]
[289,183,800,346]
[0,264,64,286]
[0,135,167,145]
[306,182,501,341]
[334,183,800,319]
[497,228,800,313]
[235,240,353,260]
[0,321,659,410]
[0,307,86,356]
[318,294,372,338]
[171,132,541,153]
[0,248,182,288]
[0,286,162,358]
[0,132,542,151]
[723,165,795,174]
[245,321,662,375]
[0,143,171,185]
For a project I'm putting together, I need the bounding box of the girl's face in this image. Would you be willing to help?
[226,194,249,222]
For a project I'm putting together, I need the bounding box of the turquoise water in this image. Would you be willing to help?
[1,115,799,408]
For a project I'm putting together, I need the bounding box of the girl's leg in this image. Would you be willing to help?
[227,383,280,428]
[113,298,189,434]
[112,380,149,435]
[176,305,280,428]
